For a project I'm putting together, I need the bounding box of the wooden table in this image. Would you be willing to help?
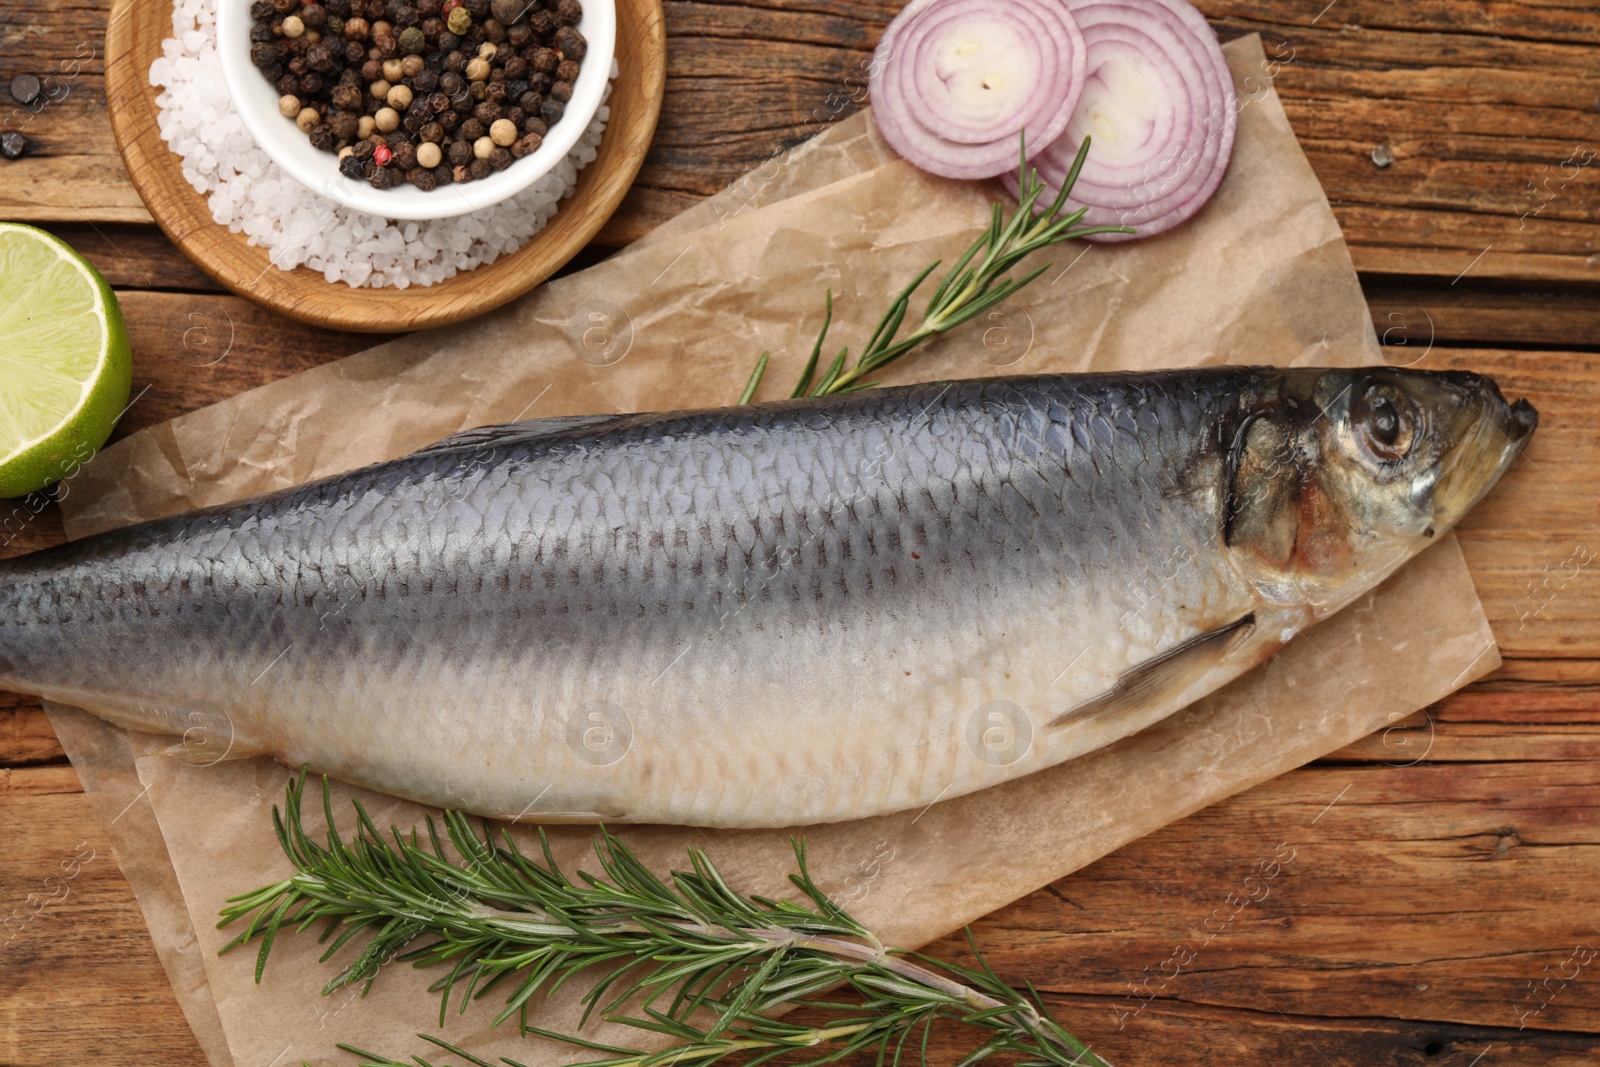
[3,2,1598,1064]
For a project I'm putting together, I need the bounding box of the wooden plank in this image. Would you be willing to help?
[787,993,1600,1067]
[1367,280,1600,351]
[0,791,207,1067]
[37,222,222,291]
[0,702,65,766]
[933,760,1600,1040]
[0,2,149,221]
[0,764,83,796]
[15,1,1600,288]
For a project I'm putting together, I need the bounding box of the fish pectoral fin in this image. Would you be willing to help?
[410,413,637,459]
[1049,613,1258,730]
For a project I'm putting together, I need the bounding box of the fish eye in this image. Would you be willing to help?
[1354,382,1415,462]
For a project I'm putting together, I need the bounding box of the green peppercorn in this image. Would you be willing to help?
[447,6,472,35]
[399,26,426,54]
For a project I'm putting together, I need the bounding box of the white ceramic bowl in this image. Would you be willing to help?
[217,1,615,221]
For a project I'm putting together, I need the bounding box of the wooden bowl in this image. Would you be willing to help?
[104,0,666,333]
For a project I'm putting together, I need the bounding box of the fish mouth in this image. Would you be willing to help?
[1429,372,1538,525]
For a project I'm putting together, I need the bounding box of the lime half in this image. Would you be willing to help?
[0,223,132,498]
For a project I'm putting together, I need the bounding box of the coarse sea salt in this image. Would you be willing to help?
[151,0,615,289]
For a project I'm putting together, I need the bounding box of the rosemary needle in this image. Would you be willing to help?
[740,136,1133,404]
[221,773,1113,1067]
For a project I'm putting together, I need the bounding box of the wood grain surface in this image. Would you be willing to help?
[2,1,1598,1065]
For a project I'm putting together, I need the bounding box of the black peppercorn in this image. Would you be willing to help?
[0,131,28,160]
[553,25,585,58]
[252,0,583,193]
[331,111,360,139]
[489,0,527,25]
[331,81,364,111]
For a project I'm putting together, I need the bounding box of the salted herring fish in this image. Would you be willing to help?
[0,367,1536,827]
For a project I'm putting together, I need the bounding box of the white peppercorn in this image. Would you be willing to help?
[278,94,301,117]
[282,14,305,37]
[387,84,414,109]
[374,106,400,132]
[473,135,494,159]
[489,118,517,146]
[416,141,442,168]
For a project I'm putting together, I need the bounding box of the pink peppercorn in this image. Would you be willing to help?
[373,144,393,166]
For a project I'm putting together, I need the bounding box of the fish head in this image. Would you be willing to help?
[1226,367,1537,617]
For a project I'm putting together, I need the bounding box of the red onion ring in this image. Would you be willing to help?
[871,0,1086,180]
[1007,0,1237,241]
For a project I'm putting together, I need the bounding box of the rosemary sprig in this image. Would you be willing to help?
[741,136,1133,403]
[220,774,1111,1067]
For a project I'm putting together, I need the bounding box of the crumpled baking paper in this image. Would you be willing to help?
[49,35,1499,1067]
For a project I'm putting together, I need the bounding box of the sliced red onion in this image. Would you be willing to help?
[1007,0,1237,241]
[870,0,1085,180]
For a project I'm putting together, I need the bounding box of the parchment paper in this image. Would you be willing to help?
[49,35,1501,1066]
